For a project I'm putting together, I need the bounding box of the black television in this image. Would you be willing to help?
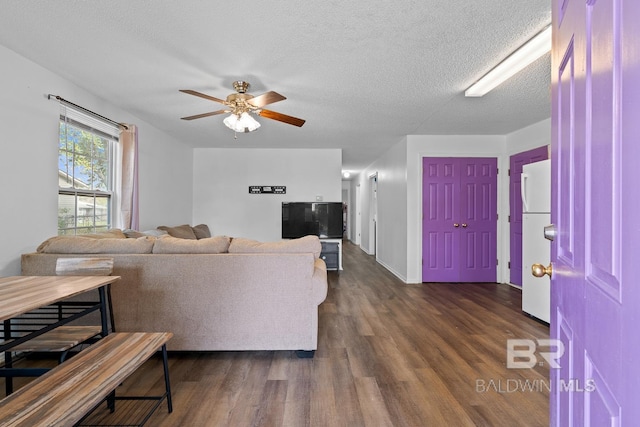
[282,202,343,239]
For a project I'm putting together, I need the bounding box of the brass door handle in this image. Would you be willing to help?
[462,223,468,228]
[454,223,460,228]
[532,263,553,278]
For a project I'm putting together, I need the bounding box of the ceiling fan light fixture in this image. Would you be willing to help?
[223,113,238,129]
[239,112,261,132]
[223,112,261,133]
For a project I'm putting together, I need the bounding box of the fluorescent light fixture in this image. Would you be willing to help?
[465,25,551,97]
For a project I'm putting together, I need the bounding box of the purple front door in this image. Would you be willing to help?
[550,0,640,424]
[422,157,497,282]
[509,146,549,286]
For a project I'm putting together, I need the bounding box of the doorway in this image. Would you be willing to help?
[369,173,377,255]
[342,188,349,239]
[355,184,361,245]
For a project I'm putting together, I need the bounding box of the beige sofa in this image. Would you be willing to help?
[21,233,328,355]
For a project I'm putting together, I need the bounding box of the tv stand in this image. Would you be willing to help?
[320,239,342,270]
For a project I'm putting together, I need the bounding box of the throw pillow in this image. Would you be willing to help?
[152,235,231,254]
[192,224,212,239]
[228,235,321,258]
[123,229,144,238]
[157,224,197,240]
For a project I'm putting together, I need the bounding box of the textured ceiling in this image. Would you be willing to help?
[0,0,551,174]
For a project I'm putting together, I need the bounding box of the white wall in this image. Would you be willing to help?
[192,148,342,241]
[136,132,193,231]
[505,119,551,156]
[0,44,193,275]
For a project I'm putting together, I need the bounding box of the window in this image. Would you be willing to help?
[58,106,119,235]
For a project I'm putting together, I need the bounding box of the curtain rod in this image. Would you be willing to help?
[47,94,129,130]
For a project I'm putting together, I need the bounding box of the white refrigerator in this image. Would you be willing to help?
[521,159,551,323]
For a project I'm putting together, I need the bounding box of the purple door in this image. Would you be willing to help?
[422,157,497,282]
[509,146,549,286]
[550,0,640,424]
[423,158,460,282]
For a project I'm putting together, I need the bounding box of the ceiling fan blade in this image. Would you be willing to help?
[247,91,286,108]
[179,89,227,104]
[181,110,228,120]
[258,109,305,127]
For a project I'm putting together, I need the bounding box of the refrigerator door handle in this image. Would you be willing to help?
[521,173,529,213]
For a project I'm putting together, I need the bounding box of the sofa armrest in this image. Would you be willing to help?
[312,258,328,305]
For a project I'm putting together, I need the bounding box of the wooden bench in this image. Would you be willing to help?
[8,325,102,361]
[0,332,173,427]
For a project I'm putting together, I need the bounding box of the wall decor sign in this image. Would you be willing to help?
[249,186,286,194]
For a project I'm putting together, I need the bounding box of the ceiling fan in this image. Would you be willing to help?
[180,81,305,132]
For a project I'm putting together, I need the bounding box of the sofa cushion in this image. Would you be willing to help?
[86,229,127,239]
[228,235,321,258]
[157,224,198,240]
[37,236,155,254]
[123,229,168,238]
[152,235,231,254]
[191,224,212,239]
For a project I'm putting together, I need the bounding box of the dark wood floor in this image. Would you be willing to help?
[4,242,550,426]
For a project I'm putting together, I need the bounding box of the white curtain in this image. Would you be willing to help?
[119,124,139,230]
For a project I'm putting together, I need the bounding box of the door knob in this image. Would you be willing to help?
[454,223,460,228]
[462,223,468,228]
[532,263,552,278]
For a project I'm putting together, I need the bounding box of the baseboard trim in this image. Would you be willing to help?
[376,258,408,283]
